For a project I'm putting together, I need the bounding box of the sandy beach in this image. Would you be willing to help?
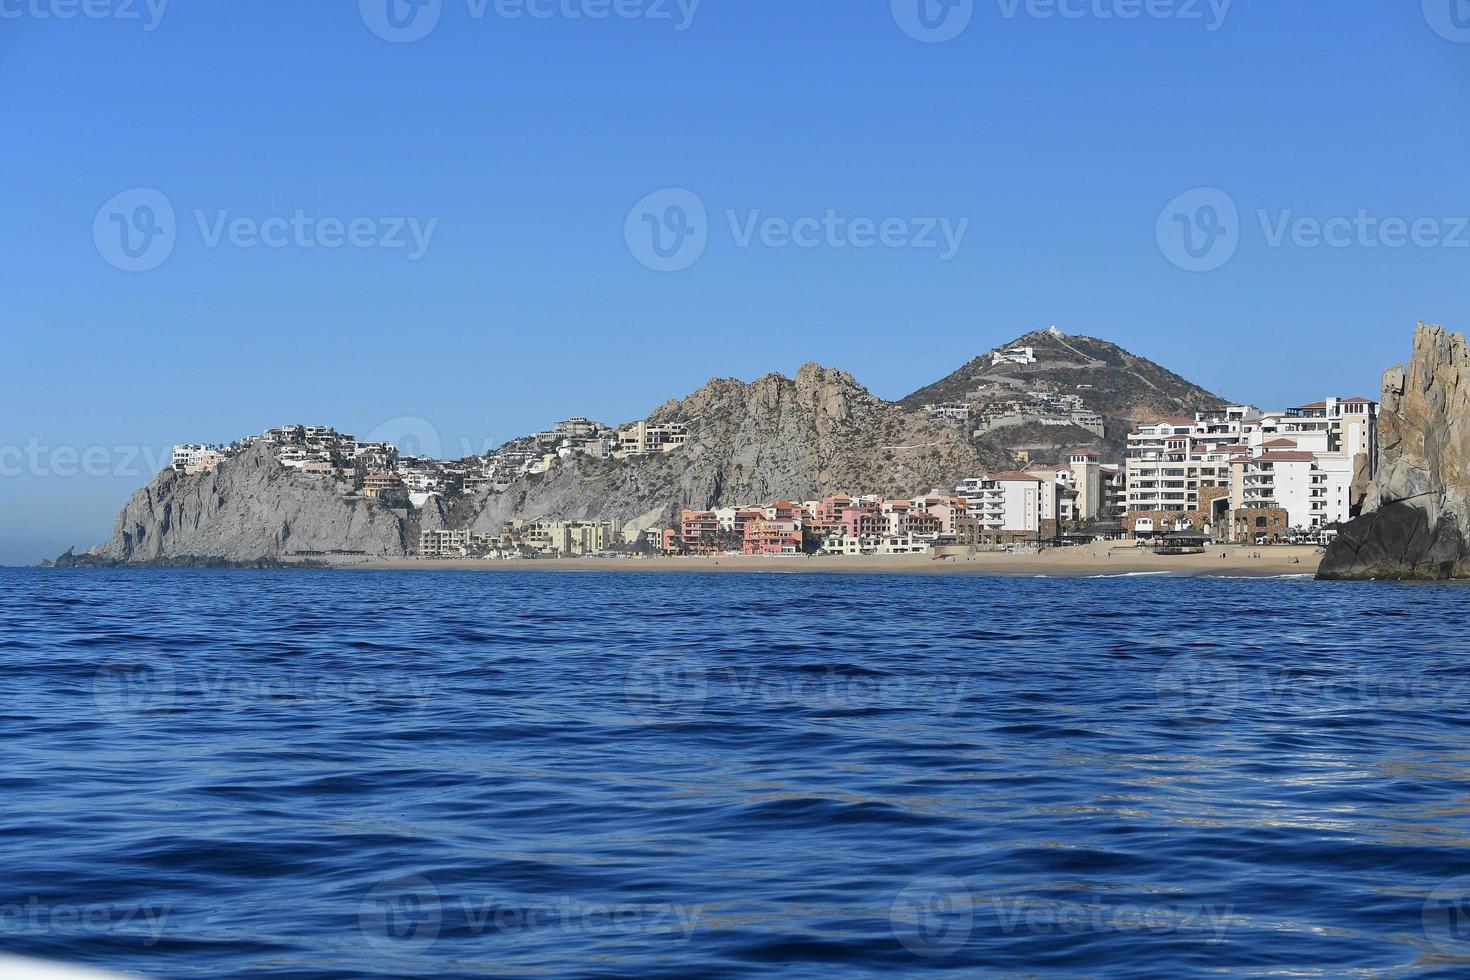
[342,542,1324,578]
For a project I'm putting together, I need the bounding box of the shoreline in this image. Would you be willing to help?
[336,543,1326,578]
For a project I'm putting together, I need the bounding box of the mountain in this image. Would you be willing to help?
[61,331,1234,566]
[900,328,1230,455]
[1320,323,1470,580]
[461,364,1011,541]
[64,364,1010,565]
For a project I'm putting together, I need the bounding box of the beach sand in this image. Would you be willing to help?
[341,542,1323,578]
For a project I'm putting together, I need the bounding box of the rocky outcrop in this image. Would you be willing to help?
[83,445,408,565]
[463,364,1010,541]
[1319,323,1470,580]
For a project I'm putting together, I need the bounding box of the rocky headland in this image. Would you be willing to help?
[1319,323,1470,580]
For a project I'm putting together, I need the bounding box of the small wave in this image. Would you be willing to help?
[1086,571,1176,579]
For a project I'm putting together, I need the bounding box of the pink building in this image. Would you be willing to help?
[743,518,804,555]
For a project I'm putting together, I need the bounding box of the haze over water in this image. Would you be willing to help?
[3,568,1469,977]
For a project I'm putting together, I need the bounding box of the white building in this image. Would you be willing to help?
[991,346,1037,367]
[956,472,1053,536]
[615,421,689,456]
[1124,395,1379,539]
[171,444,228,473]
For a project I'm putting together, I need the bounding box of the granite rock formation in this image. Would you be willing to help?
[1319,323,1470,580]
[79,445,409,565]
[463,364,1010,541]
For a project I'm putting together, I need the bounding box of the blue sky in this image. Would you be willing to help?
[2,1,1468,564]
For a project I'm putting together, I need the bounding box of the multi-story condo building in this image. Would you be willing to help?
[1124,396,1379,540]
[516,520,613,556]
[419,529,472,558]
[954,472,1056,543]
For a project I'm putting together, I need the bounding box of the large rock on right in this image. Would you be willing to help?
[1319,323,1470,580]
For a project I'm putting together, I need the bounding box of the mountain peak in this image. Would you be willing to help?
[899,330,1228,455]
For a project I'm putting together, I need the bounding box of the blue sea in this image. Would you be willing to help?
[2,568,1470,978]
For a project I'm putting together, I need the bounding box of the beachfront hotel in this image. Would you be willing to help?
[1123,396,1379,542]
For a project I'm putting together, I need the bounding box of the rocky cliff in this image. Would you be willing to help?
[463,363,1010,540]
[1319,323,1470,580]
[80,445,409,565]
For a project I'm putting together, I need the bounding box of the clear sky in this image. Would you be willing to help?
[3,1,1468,564]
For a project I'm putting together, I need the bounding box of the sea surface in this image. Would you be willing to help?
[2,568,1470,978]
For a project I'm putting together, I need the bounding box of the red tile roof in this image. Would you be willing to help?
[1253,451,1316,462]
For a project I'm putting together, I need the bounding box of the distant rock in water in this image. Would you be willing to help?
[1320,323,1470,580]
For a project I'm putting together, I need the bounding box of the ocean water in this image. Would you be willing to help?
[2,568,1470,978]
